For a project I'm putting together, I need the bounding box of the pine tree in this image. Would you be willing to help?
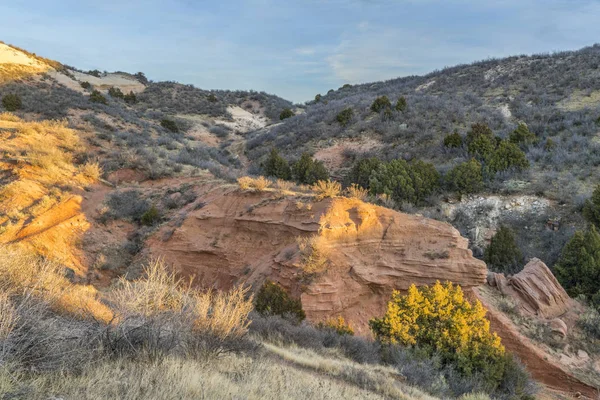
[445,159,483,194]
[583,185,600,229]
[509,123,536,145]
[395,96,407,112]
[554,226,600,308]
[370,96,392,113]
[443,130,463,148]
[484,226,523,274]
[292,153,329,185]
[264,148,291,180]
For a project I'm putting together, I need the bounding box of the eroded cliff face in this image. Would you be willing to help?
[148,188,487,334]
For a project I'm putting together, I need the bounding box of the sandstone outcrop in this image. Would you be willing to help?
[487,258,572,319]
[148,188,487,334]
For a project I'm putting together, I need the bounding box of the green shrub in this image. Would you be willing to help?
[395,96,407,112]
[596,116,600,126]
[369,159,440,205]
[484,226,524,274]
[554,226,600,309]
[465,123,493,144]
[87,69,101,77]
[89,90,107,105]
[279,108,294,120]
[336,107,354,127]
[160,119,179,133]
[2,94,22,111]
[124,91,137,104]
[314,94,322,102]
[443,130,463,148]
[264,148,291,180]
[467,133,496,161]
[370,282,508,388]
[207,93,218,103]
[445,159,483,194]
[80,81,91,90]
[108,87,124,99]
[509,123,536,145]
[140,205,160,226]
[292,153,329,185]
[345,157,382,189]
[583,185,600,229]
[487,140,529,174]
[255,280,305,321]
[370,96,392,113]
[134,71,149,85]
[544,138,556,151]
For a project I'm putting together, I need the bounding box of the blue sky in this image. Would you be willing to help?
[1,0,600,102]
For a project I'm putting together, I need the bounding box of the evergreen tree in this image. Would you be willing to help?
[89,90,107,105]
[554,226,600,308]
[279,108,294,120]
[264,148,291,180]
[255,280,305,321]
[292,153,329,185]
[1,94,22,111]
[509,123,536,145]
[443,130,463,148]
[487,140,529,174]
[484,226,524,274]
[370,96,392,113]
[395,96,407,112]
[336,108,354,127]
[345,157,381,189]
[445,159,483,194]
[583,185,600,229]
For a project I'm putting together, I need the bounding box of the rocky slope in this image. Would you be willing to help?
[148,187,487,334]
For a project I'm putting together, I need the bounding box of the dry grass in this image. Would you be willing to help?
[275,179,294,191]
[263,343,436,400]
[346,183,369,201]
[297,235,330,274]
[237,176,271,191]
[0,112,21,122]
[193,286,253,339]
[0,245,113,322]
[112,259,254,339]
[313,179,342,200]
[0,293,17,340]
[0,351,398,400]
[77,162,102,181]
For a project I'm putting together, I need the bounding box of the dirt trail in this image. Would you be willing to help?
[474,288,599,399]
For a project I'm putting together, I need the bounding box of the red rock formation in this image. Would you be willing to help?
[501,258,572,319]
[148,188,487,334]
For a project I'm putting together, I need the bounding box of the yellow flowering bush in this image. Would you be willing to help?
[370,281,507,386]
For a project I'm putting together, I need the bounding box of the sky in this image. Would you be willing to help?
[1,0,600,103]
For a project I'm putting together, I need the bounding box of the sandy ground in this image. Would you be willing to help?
[0,43,47,68]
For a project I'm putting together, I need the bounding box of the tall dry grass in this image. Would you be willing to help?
[0,293,17,340]
[237,175,271,191]
[312,179,342,200]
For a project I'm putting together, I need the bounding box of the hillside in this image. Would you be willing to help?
[1,41,600,399]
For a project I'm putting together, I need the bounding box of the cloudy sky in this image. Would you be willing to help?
[1,0,599,102]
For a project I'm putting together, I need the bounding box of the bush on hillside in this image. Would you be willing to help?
[467,133,496,161]
[317,316,354,336]
[583,185,600,229]
[345,157,382,189]
[370,282,508,388]
[487,140,529,174]
[123,91,137,104]
[484,226,524,274]
[369,159,440,205]
[140,205,161,226]
[509,123,536,146]
[264,148,291,180]
[89,90,107,105]
[80,81,91,90]
[160,118,179,133]
[279,108,294,120]
[444,130,463,148]
[370,96,391,113]
[108,87,125,99]
[465,123,494,145]
[87,69,101,77]
[255,280,305,321]
[336,107,354,127]
[314,94,322,102]
[292,153,329,185]
[554,226,600,309]
[395,96,407,112]
[207,93,218,103]
[2,94,22,111]
[312,180,341,200]
[445,159,483,195]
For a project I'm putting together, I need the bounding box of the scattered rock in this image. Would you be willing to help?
[549,318,568,339]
